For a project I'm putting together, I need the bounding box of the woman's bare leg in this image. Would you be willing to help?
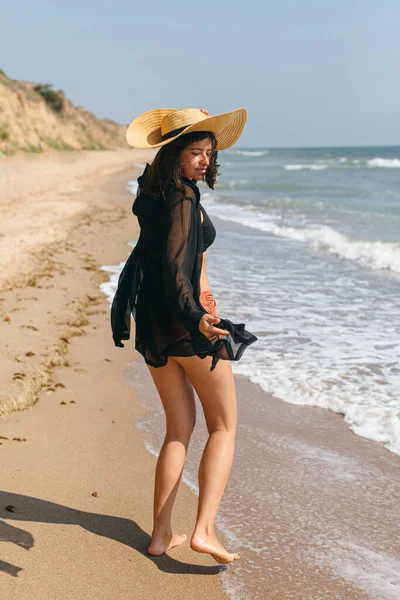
[146,358,196,556]
[173,355,240,564]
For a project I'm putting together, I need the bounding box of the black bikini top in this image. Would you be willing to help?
[200,203,216,252]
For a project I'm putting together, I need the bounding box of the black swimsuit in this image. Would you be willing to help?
[200,203,216,252]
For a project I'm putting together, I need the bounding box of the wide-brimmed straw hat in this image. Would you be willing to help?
[126,107,247,150]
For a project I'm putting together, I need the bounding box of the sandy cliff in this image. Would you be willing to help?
[0,70,129,154]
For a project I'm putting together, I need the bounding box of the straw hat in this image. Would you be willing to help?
[126,107,247,150]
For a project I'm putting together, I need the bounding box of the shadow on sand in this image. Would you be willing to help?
[0,490,225,577]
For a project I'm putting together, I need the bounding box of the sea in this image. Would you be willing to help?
[101,146,400,600]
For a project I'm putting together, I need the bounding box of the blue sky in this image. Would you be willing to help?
[1,0,399,147]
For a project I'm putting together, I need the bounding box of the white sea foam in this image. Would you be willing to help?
[206,200,400,273]
[368,158,400,168]
[228,150,268,157]
[239,150,267,156]
[99,238,139,303]
[227,179,249,187]
[99,246,136,305]
[127,180,138,195]
[270,225,400,272]
[233,359,400,457]
[99,264,122,304]
[284,157,400,169]
[284,164,327,170]
[204,198,400,457]
[312,538,400,600]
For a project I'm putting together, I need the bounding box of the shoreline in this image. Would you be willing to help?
[110,193,400,600]
[2,151,399,599]
[126,346,400,600]
[0,155,229,599]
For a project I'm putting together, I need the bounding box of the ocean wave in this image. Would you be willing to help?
[227,179,249,187]
[237,150,268,156]
[257,223,400,272]
[232,150,268,156]
[367,158,400,168]
[284,164,327,171]
[207,202,400,273]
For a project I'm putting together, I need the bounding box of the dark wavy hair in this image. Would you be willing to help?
[140,131,220,198]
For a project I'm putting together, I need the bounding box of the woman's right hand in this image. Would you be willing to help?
[199,313,229,342]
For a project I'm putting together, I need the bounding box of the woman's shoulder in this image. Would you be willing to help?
[164,177,200,203]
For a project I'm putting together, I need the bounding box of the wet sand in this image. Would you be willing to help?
[127,358,400,600]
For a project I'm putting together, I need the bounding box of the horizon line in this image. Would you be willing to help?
[233,144,400,150]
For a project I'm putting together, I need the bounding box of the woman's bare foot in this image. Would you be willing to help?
[190,532,240,564]
[147,531,187,557]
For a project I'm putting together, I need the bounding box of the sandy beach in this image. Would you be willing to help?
[0,151,228,599]
[1,150,399,600]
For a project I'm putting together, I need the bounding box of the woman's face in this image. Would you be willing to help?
[178,137,214,181]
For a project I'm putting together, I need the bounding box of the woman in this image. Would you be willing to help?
[111,107,257,564]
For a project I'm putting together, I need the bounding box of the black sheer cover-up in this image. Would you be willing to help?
[110,164,258,372]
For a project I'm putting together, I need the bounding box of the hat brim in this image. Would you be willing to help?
[126,108,247,151]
